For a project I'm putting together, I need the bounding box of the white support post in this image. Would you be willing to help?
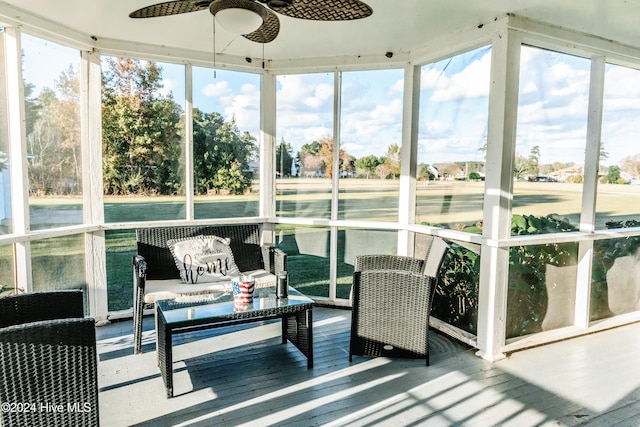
[184,64,194,221]
[329,71,341,300]
[260,72,277,245]
[397,64,420,256]
[575,56,605,328]
[81,49,108,321]
[3,27,32,293]
[476,27,522,362]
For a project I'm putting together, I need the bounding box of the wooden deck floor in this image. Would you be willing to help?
[96,307,640,426]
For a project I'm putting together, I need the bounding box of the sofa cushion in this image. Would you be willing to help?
[143,269,276,304]
[167,235,240,284]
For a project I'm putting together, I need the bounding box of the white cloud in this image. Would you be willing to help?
[421,51,491,102]
[390,77,405,93]
[276,74,337,149]
[521,81,538,94]
[199,79,260,135]
[269,48,639,167]
[224,85,259,132]
[417,136,485,163]
[279,112,325,129]
[604,66,640,111]
[304,84,333,109]
[202,80,231,97]
[434,53,491,102]
[277,75,333,113]
[599,65,640,165]
[279,126,332,149]
[340,98,403,157]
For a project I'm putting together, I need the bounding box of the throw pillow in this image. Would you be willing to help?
[167,235,240,284]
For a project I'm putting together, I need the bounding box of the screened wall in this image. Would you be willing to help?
[1,16,640,361]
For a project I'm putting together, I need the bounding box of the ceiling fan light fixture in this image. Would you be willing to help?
[215,7,263,34]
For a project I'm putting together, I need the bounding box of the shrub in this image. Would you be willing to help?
[468,172,481,181]
[591,219,640,320]
[432,214,580,337]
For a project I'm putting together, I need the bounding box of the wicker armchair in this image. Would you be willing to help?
[354,254,425,273]
[0,289,85,326]
[349,237,450,365]
[349,270,434,365]
[0,290,99,427]
[351,236,450,307]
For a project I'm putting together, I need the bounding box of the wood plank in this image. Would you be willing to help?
[96,307,640,426]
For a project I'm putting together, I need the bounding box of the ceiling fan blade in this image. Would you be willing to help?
[243,7,280,43]
[130,0,212,18]
[210,0,280,43]
[273,0,372,21]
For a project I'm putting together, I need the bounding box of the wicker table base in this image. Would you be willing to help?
[156,287,313,398]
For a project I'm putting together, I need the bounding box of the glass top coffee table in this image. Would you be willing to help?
[155,286,314,398]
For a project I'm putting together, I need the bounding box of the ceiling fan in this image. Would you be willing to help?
[129,0,373,44]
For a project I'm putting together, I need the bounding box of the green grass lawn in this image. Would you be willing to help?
[7,179,640,311]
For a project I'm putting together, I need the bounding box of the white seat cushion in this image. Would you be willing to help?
[143,269,276,304]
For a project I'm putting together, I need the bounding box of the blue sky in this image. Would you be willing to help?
[21,33,639,168]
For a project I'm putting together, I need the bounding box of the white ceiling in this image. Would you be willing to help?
[1,0,640,67]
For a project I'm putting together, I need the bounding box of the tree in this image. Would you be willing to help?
[622,154,640,180]
[315,136,351,178]
[354,155,380,179]
[340,153,356,177]
[514,155,531,180]
[27,91,61,195]
[302,154,321,177]
[528,145,540,177]
[606,165,621,184]
[375,163,392,179]
[102,58,183,195]
[317,137,335,177]
[276,138,294,177]
[298,141,322,161]
[26,65,81,196]
[54,65,82,192]
[384,143,401,178]
[193,109,225,193]
[192,110,256,195]
[599,142,609,163]
[23,80,41,138]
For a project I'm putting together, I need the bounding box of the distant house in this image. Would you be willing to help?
[433,162,464,180]
[548,165,583,182]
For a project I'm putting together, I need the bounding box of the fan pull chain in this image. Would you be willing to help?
[262,43,265,70]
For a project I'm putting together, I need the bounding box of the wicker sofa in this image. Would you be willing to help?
[132,223,287,354]
[0,290,99,427]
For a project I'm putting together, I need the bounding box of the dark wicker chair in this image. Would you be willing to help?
[351,236,450,307]
[349,270,435,365]
[133,223,287,354]
[349,236,450,365]
[0,290,99,427]
[354,254,425,273]
[0,289,85,327]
